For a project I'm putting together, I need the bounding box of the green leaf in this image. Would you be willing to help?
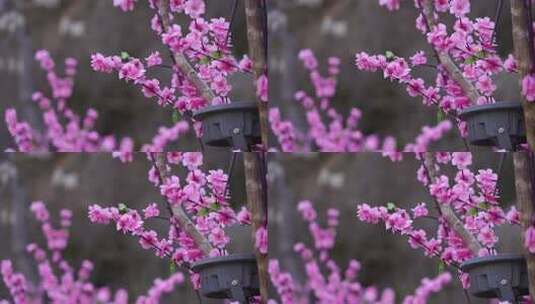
[172,110,180,123]
[118,203,128,214]
[385,51,395,61]
[209,202,221,212]
[475,50,486,59]
[198,208,208,217]
[438,261,445,273]
[436,110,445,124]
[386,202,396,212]
[468,207,478,216]
[211,50,222,59]
[120,51,130,60]
[169,262,176,274]
[200,56,210,65]
[478,202,488,210]
[464,56,476,65]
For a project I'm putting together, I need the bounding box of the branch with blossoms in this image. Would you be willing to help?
[270,49,454,152]
[88,152,259,302]
[92,0,262,149]
[4,51,190,152]
[1,201,185,304]
[269,200,452,304]
[357,152,521,292]
[6,0,266,152]
[357,0,535,148]
[151,152,214,255]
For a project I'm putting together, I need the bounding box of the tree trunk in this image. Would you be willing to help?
[243,152,268,302]
[510,0,535,299]
[244,0,269,149]
[510,0,535,150]
[514,152,535,301]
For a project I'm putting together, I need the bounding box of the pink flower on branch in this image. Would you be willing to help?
[6,51,195,152]
[356,152,521,290]
[525,226,535,254]
[255,226,268,255]
[270,200,451,303]
[87,153,253,291]
[2,201,186,303]
[522,74,535,102]
[272,49,453,152]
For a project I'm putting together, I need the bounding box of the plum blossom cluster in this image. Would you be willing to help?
[1,201,185,304]
[88,152,253,288]
[268,200,451,304]
[356,152,521,289]
[357,0,527,138]
[5,51,190,152]
[5,50,130,152]
[270,49,452,152]
[92,0,254,130]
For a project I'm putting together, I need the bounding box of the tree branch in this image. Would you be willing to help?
[243,152,268,302]
[421,0,481,104]
[244,0,269,148]
[152,153,214,255]
[423,153,484,254]
[158,0,217,104]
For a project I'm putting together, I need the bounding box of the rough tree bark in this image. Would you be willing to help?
[513,152,535,301]
[153,153,214,255]
[511,0,535,300]
[511,0,535,150]
[243,152,268,303]
[244,0,269,149]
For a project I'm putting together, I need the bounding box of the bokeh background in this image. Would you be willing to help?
[0,0,256,150]
[268,152,521,303]
[268,0,521,151]
[0,152,254,303]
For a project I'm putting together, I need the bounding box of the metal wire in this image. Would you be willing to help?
[261,0,268,59]
[526,0,535,72]
[224,151,238,200]
[494,152,507,198]
[491,0,504,46]
[225,0,240,47]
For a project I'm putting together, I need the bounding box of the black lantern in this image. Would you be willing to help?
[460,254,529,303]
[191,253,260,303]
[193,102,261,151]
[459,101,526,151]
